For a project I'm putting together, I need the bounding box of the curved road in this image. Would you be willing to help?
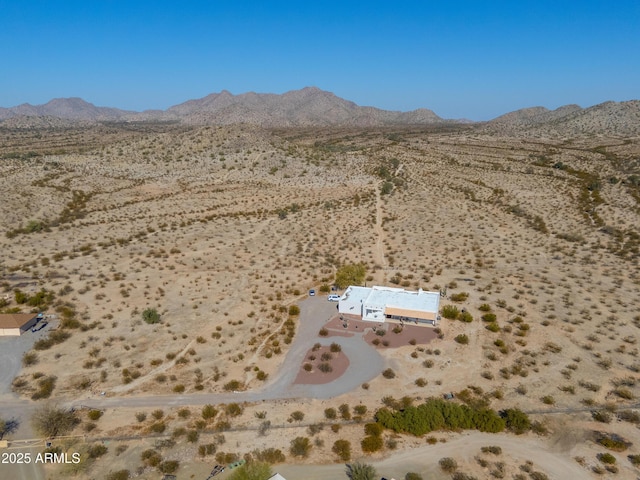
[2,297,386,422]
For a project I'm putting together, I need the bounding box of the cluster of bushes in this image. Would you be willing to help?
[375,398,516,436]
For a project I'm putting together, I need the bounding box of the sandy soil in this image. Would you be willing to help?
[1,124,639,479]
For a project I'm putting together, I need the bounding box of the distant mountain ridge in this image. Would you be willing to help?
[1,87,638,134]
[0,87,447,127]
[485,100,640,136]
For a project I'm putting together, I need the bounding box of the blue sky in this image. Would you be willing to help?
[1,1,638,120]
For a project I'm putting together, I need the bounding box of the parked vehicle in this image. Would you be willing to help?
[309,289,315,296]
[32,321,48,333]
[327,294,340,302]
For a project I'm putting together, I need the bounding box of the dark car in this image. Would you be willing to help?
[32,321,48,333]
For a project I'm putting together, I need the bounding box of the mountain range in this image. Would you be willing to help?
[1,87,638,135]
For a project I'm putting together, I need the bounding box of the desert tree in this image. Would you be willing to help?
[345,462,377,480]
[227,461,272,480]
[31,403,79,438]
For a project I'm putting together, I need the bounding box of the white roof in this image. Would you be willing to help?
[339,285,370,313]
[365,286,439,313]
[268,474,287,480]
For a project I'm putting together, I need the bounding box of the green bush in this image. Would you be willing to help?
[87,410,102,421]
[481,313,497,322]
[502,408,531,434]
[335,263,366,289]
[361,435,383,453]
[450,292,469,302]
[324,408,337,420]
[454,334,469,345]
[375,397,505,436]
[290,436,311,457]
[142,308,160,324]
[332,439,351,461]
[288,305,300,316]
[442,305,459,320]
[202,405,218,420]
[598,452,616,464]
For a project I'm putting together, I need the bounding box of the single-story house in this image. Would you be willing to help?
[0,313,39,336]
[339,285,440,326]
[267,474,287,480]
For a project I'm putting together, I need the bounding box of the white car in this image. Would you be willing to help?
[327,294,340,302]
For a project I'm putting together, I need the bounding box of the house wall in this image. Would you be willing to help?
[384,306,437,321]
[0,328,21,336]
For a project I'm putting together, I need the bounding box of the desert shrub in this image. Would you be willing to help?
[225,403,244,417]
[361,435,383,453]
[439,457,458,473]
[224,380,242,391]
[253,447,285,463]
[135,412,147,422]
[87,410,102,421]
[142,308,160,324]
[141,449,162,467]
[345,462,377,480]
[290,411,305,422]
[450,292,469,302]
[459,311,474,323]
[597,433,630,451]
[361,424,381,439]
[481,446,502,455]
[105,470,130,480]
[32,375,56,399]
[339,404,351,420]
[318,363,333,373]
[442,305,460,319]
[481,313,497,322]
[502,408,531,434]
[382,368,396,379]
[405,474,423,480]
[289,436,311,457]
[479,304,492,312]
[158,460,179,473]
[592,410,612,423]
[330,342,342,352]
[485,323,500,332]
[454,334,469,345]
[617,410,640,423]
[288,305,300,316]
[151,409,164,420]
[319,328,329,336]
[415,378,427,387]
[198,443,217,457]
[354,405,367,416]
[87,444,108,458]
[324,408,337,420]
[22,352,38,367]
[228,461,272,480]
[149,422,166,433]
[332,439,351,461]
[598,453,616,464]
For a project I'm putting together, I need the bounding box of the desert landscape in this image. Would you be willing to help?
[1,90,639,480]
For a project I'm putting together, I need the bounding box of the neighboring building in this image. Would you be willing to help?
[0,313,39,336]
[267,474,287,480]
[339,285,440,326]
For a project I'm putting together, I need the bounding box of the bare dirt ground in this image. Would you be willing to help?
[1,123,639,479]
